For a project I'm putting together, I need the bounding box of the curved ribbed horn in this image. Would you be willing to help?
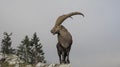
[55,12,84,26]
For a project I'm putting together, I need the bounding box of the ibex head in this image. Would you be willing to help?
[51,25,62,35]
[51,12,84,35]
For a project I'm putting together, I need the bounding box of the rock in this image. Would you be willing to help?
[5,54,24,65]
[59,64,71,67]
[35,62,71,67]
[0,53,71,67]
[36,62,46,67]
[14,64,19,67]
[48,64,55,67]
[26,64,33,67]
[0,53,23,65]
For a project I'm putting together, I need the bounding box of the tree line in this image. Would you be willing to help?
[0,32,46,64]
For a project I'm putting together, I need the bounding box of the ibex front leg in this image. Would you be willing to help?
[57,42,62,64]
[62,51,67,64]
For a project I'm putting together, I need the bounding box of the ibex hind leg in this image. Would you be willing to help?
[66,52,70,64]
[61,51,67,64]
[66,46,71,64]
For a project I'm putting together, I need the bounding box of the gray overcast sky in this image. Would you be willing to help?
[0,0,120,67]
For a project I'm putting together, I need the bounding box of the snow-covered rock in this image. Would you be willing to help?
[48,64,55,67]
[6,54,24,65]
[36,62,46,67]
[14,64,19,67]
[26,64,33,67]
[0,53,23,65]
[59,64,71,67]
[0,53,72,67]
[35,62,71,67]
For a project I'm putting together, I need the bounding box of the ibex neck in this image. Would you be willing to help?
[58,28,72,38]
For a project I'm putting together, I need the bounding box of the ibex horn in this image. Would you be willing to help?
[55,12,84,26]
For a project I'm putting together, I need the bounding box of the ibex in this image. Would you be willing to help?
[51,12,84,64]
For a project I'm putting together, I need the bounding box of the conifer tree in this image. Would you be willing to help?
[17,33,46,64]
[17,35,30,64]
[1,32,15,58]
[30,32,46,64]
